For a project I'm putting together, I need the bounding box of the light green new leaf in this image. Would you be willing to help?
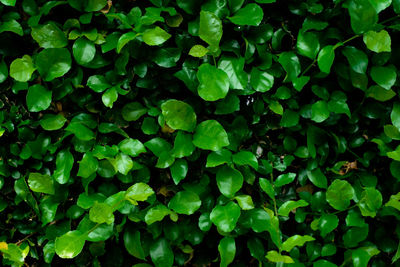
[189,45,208,57]
[228,4,263,26]
[10,55,35,82]
[197,63,229,101]
[266,251,294,263]
[317,45,335,73]
[89,202,114,224]
[161,99,197,132]
[26,84,52,112]
[282,235,315,252]
[125,183,154,205]
[168,190,201,215]
[118,138,146,157]
[218,237,236,267]
[193,120,229,151]
[28,173,55,194]
[55,231,86,259]
[143,26,171,46]
[363,30,391,53]
[326,179,355,210]
[0,0,16,6]
[278,200,309,217]
[216,165,243,198]
[234,195,255,210]
[145,204,171,225]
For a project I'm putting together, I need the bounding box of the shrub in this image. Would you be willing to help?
[0,0,400,266]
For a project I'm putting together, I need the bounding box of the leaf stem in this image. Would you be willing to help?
[301,59,316,76]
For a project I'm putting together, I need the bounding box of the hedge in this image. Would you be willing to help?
[1,0,400,266]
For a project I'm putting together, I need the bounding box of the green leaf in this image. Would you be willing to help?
[363,30,391,52]
[77,153,98,178]
[0,19,23,36]
[53,149,74,184]
[206,149,232,167]
[125,182,154,205]
[161,99,197,132]
[282,235,315,252]
[358,187,382,217]
[197,63,229,101]
[189,44,208,57]
[168,190,201,215]
[391,102,400,131]
[278,51,301,82]
[297,30,320,59]
[0,0,16,6]
[10,55,35,82]
[342,46,368,74]
[170,159,188,185]
[280,109,300,128]
[39,114,67,131]
[124,229,146,260]
[352,247,380,267]
[199,10,223,51]
[210,201,241,232]
[112,153,133,175]
[145,204,171,225]
[118,138,146,157]
[278,199,309,217]
[265,250,294,263]
[348,0,378,34]
[31,23,68,48]
[66,122,95,141]
[218,237,236,267]
[193,120,229,151]
[73,37,96,65]
[307,168,328,189]
[216,165,244,198]
[317,45,335,73]
[89,202,114,224]
[319,214,339,237]
[228,4,263,26]
[116,32,137,53]
[250,68,274,92]
[26,84,52,112]
[326,179,355,210]
[28,173,55,194]
[259,178,275,200]
[150,238,174,267]
[102,87,118,108]
[0,60,7,83]
[36,48,72,81]
[143,26,171,46]
[275,172,296,187]
[234,195,255,210]
[55,230,86,259]
[218,56,247,90]
[313,259,338,267]
[84,0,107,12]
[122,102,147,121]
[232,151,258,170]
[366,85,396,101]
[371,66,397,89]
[87,75,111,93]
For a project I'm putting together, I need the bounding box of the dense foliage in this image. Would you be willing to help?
[1,0,400,266]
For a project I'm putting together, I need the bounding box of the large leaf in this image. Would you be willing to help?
[168,190,201,215]
[199,10,223,51]
[197,63,230,101]
[9,55,35,82]
[55,231,86,259]
[193,120,230,151]
[26,84,52,112]
[161,99,197,132]
[326,180,355,210]
[210,201,241,232]
[36,48,72,81]
[31,23,68,48]
[216,165,244,198]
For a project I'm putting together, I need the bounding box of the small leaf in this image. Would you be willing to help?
[53,149,74,184]
[307,168,328,189]
[342,46,368,74]
[326,179,355,210]
[55,230,86,259]
[363,30,391,53]
[282,235,315,252]
[28,173,55,194]
[125,183,154,205]
[228,4,264,26]
[266,250,294,263]
[31,23,68,48]
[199,11,223,51]
[319,214,339,237]
[73,37,96,65]
[218,237,236,267]
[35,48,72,81]
[77,153,98,178]
[168,190,201,215]
[118,138,146,157]
[216,165,244,198]
[193,120,230,151]
[10,55,35,82]
[297,30,320,59]
[274,173,296,187]
[250,68,274,92]
[232,151,258,170]
[210,201,241,232]
[150,238,174,267]
[122,102,147,121]
[89,202,114,224]
[371,66,396,90]
[189,45,208,57]
[317,45,335,73]
[278,199,309,217]
[39,114,67,131]
[161,99,197,132]
[197,63,230,101]
[143,26,171,46]
[102,87,118,108]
